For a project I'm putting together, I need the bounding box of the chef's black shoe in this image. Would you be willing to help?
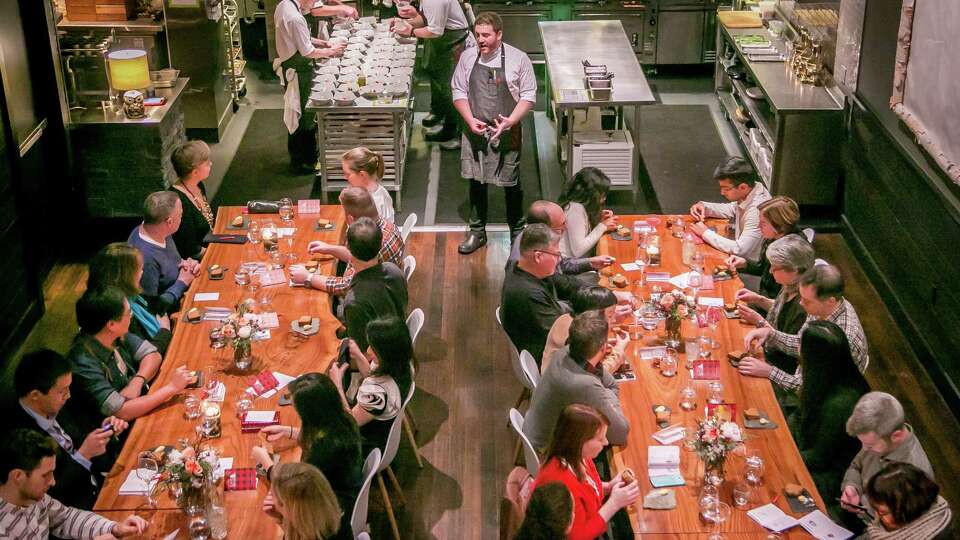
[424,127,458,143]
[422,113,443,128]
[458,231,487,255]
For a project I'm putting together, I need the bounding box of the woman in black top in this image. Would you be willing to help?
[168,140,214,261]
[329,316,416,454]
[252,373,363,534]
[726,196,805,300]
[737,234,815,377]
[789,320,869,518]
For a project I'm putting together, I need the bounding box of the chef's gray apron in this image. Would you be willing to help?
[280,0,317,166]
[460,45,522,186]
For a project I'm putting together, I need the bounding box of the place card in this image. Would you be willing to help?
[652,424,684,445]
[698,296,725,307]
[258,270,286,288]
[119,469,157,495]
[646,272,671,282]
[193,292,220,302]
[620,262,642,272]
[297,199,321,214]
[243,410,279,423]
[638,346,666,361]
[257,312,280,329]
[747,503,798,532]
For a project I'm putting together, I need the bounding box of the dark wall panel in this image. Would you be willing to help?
[843,0,960,412]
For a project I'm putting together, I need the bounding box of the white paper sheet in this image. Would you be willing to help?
[621,262,642,272]
[698,296,725,307]
[193,292,220,302]
[244,410,276,423]
[747,503,799,532]
[118,469,158,495]
[799,510,854,540]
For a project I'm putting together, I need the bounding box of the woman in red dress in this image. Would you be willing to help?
[532,404,640,540]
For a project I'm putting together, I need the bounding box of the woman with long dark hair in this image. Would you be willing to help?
[789,320,870,515]
[86,242,172,354]
[557,167,617,258]
[329,316,416,452]
[532,404,638,540]
[253,373,362,535]
[864,462,952,539]
[514,482,574,540]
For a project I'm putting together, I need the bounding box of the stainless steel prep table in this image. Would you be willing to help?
[306,96,413,208]
[538,20,656,201]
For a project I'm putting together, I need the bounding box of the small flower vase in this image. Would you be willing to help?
[664,317,682,348]
[177,483,207,516]
[701,459,726,488]
[233,339,252,371]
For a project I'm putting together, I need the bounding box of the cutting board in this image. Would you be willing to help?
[718,11,763,29]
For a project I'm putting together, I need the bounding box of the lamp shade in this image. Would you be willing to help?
[107,49,150,91]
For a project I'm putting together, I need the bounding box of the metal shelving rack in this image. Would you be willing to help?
[221,0,247,101]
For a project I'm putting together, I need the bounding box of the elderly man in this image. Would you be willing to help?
[290,187,404,295]
[127,191,199,314]
[452,12,537,254]
[523,311,630,450]
[507,200,615,275]
[689,156,771,262]
[0,429,147,540]
[840,392,934,524]
[739,264,868,391]
[67,287,193,427]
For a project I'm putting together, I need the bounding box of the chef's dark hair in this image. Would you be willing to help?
[474,12,502,32]
[346,217,382,262]
[713,156,757,187]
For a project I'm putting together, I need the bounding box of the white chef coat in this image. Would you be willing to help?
[420,0,469,35]
[452,43,537,105]
[274,0,316,61]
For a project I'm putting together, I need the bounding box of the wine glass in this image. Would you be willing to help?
[706,500,731,540]
[137,455,159,508]
[285,226,298,262]
[707,306,723,349]
[688,269,703,298]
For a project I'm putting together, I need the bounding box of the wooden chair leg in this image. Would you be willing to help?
[377,473,401,540]
[386,465,406,506]
[403,415,424,469]
[405,409,419,434]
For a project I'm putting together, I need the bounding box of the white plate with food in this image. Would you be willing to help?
[310,90,333,105]
[334,91,357,106]
[359,85,384,100]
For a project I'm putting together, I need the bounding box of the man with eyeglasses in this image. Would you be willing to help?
[506,200,615,276]
[688,156,771,262]
[66,286,194,431]
[501,224,631,364]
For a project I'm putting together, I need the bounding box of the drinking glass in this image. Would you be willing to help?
[699,484,719,515]
[708,381,724,405]
[247,271,261,294]
[699,334,713,361]
[705,500,731,540]
[688,270,703,297]
[235,396,253,419]
[733,481,752,508]
[184,394,202,420]
[707,306,723,349]
[188,514,211,540]
[691,249,705,273]
[744,451,765,486]
[279,198,294,222]
[672,216,685,238]
[285,226,298,262]
[209,327,225,349]
[208,503,228,539]
[680,385,697,411]
[136,455,159,508]
[247,220,261,245]
[683,421,699,451]
[684,338,699,369]
[661,348,678,377]
[640,303,660,343]
[261,221,279,253]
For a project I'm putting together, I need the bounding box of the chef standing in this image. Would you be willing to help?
[273,0,350,174]
[394,0,473,147]
[451,11,536,255]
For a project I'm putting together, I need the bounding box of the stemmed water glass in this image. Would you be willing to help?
[285,226,298,262]
[688,269,703,299]
[137,455,159,508]
[707,306,723,349]
[705,499,731,540]
[639,303,660,345]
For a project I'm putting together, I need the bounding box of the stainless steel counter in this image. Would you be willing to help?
[539,20,655,107]
[69,77,189,125]
[57,17,164,32]
[722,25,841,112]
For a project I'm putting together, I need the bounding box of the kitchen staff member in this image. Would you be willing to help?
[394,0,474,147]
[273,0,349,174]
[451,11,536,255]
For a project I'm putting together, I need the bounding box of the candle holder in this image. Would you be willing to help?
[201,401,221,438]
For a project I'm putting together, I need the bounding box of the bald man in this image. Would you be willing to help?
[507,200,615,275]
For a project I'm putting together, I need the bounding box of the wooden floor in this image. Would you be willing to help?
[5,231,960,539]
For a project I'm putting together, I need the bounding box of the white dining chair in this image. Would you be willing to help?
[509,408,541,477]
[376,381,420,540]
[496,306,533,420]
[400,213,418,243]
[402,254,417,282]
[519,350,540,390]
[406,308,424,347]
[802,227,815,243]
[350,449,381,539]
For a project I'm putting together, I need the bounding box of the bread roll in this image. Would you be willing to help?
[611,274,628,288]
[727,350,746,362]
[785,483,804,497]
[298,315,312,326]
[655,410,670,423]
[232,215,244,227]
[186,308,202,322]
[744,407,762,420]
[317,218,331,227]
[621,468,636,484]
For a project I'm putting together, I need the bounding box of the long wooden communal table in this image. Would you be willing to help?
[94,206,346,538]
[598,215,824,539]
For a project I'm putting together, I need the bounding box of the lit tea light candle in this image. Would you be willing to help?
[201,401,222,438]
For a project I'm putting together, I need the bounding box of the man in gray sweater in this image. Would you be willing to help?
[840,392,933,525]
[523,311,629,450]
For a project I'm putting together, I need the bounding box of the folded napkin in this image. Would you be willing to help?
[119,469,157,496]
[643,488,676,509]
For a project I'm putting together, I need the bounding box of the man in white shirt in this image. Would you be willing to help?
[394,0,473,146]
[689,156,771,262]
[274,0,348,174]
[451,11,537,254]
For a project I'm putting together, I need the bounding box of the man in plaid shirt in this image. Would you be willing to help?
[290,186,404,296]
[738,264,869,391]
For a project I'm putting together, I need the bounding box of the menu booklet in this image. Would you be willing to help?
[647,445,684,487]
